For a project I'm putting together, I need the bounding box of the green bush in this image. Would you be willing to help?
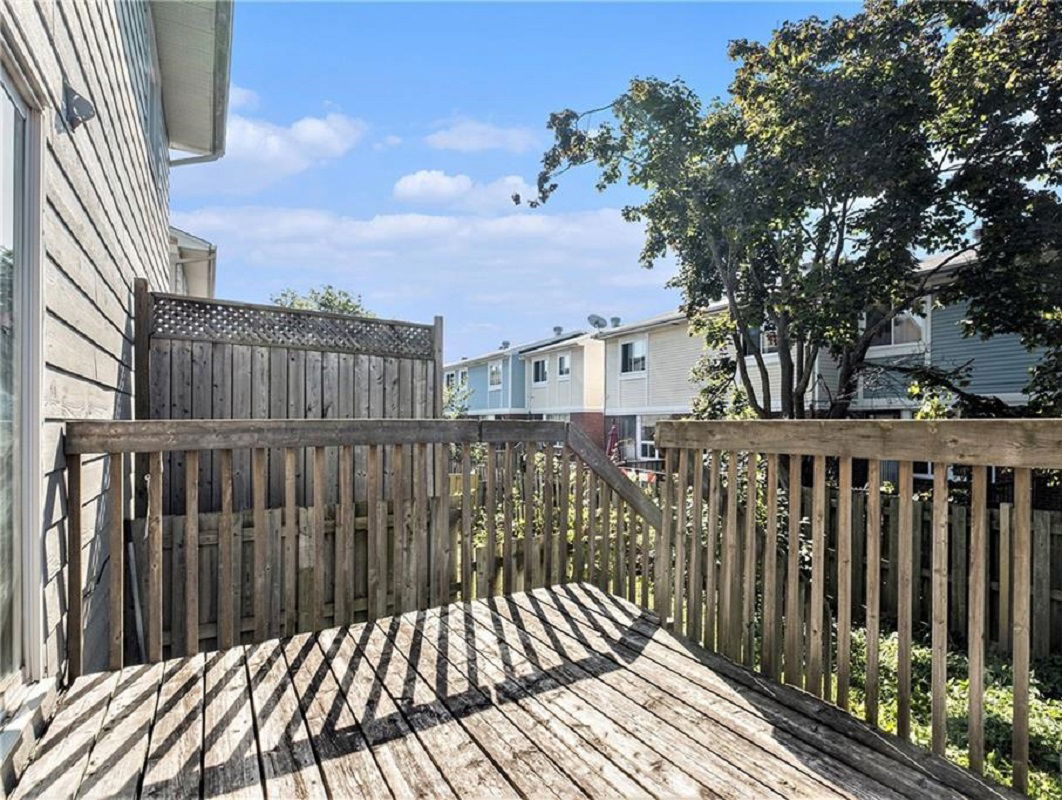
[844,629,1062,799]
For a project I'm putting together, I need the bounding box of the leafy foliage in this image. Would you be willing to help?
[271,285,373,317]
[531,0,1062,417]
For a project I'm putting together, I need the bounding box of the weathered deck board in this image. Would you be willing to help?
[16,586,1015,800]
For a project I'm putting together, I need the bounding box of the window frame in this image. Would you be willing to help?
[488,360,503,389]
[1,61,43,683]
[532,358,548,386]
[619,337,647,376]
[556,351,571,381]
[444,371,456,390]
[865,299,928,353]
[457,368,468,387]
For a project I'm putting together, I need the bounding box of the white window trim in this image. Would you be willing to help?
[458,368,468,386]
[864,299,930,354]
[556,351,571,382]
[488,359,503,390]
[531,358,548,387]
[2,59,44,682]
[619,336,648,378]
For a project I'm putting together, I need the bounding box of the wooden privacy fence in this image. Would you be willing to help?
[63,418,660,678]
[132,280,442,516]
[651,418,1062,796]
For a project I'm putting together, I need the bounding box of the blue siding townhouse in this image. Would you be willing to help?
[445,328,584,418]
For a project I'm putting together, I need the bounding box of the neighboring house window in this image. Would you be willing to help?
[638,416,662,460]
[532,358,548,385]
[866,303,925,347]
[458,368,468,386]
[557,353,571,379]
[620,339,647,374]
[1,67,28,680]
[755,326,778,355]
[444,371,456,390]
[488,361,502,388]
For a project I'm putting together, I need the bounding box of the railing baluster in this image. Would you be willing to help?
[655,450,673,620]
[688,449,705,642]
[365,444,379,619]
[836,456,852,709]
[721,451,739,659]
[253,447,269,640]
[559,446,570,585]
[337,444,354,625]
[600,482,613,593]
[673,448,689,632]
[573,457,585,583]
[503,444,515,595]
[147,450,163,664]
[219,449,235,647]
[392,444,407,614]
[705,450,720,650]
[544,444,554,587]
[808,454,826,697]
[184,450,200,656]
[414,442,429,610]
[486,444,498,596]
[108,452,123,671]
[742,452,759,667]
[67,453,83,678]
[588,471,599,590]
[1012,466,1032,794]
[461,443,473,601]
[626,501,636,602]
[762,453,779,680]
[784,453,803,687]
[931,461,950,754]
[999,503,1012,652]
[613,489,624,596]
[282,447,297,635]
[968,464,988,774]
[865,458,881,725]
[897,460,914,739]
[523,442,537,591]
[640,515,650,609]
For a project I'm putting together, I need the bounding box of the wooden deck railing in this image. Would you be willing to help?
[63,419,660,680]
[651,418,1062,795]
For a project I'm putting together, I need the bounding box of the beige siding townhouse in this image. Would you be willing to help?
[600,311,715,465]
[0,1,231,785]
[522,332,605,446]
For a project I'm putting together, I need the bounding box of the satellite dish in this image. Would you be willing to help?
[587,314,608,330]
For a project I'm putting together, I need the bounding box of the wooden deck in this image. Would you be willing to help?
[15,584,1013,800]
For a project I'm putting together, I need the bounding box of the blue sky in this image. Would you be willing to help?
[170,1,858,361]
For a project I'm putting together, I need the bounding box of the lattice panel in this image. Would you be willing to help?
[151,295,435,359]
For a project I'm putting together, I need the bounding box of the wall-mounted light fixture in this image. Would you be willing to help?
[63,82,96,131]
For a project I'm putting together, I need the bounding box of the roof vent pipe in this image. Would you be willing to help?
[610,316,621,328]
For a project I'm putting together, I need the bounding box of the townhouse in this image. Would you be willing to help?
[521,332,605,446]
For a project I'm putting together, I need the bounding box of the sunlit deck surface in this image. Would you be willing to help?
[15,583,1010,800]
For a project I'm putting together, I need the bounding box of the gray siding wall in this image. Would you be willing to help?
[931,302,1037,398]
[5,0,172,676]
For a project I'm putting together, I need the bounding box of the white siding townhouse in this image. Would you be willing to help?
[521,332,606,447]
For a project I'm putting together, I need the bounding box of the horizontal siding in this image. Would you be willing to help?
[647,323,704,410]
[931,302,1037,397]
[5,0,171,677]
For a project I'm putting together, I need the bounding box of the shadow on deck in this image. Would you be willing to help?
[14,584,1017,799]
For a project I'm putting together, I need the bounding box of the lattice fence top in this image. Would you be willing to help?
[151,294,436,359]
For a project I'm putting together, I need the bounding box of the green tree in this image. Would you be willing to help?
[271,285,373,317]
[529,0,1061,418]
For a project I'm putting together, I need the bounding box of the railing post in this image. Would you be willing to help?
[108,452,124,671]
[66,452,82,679]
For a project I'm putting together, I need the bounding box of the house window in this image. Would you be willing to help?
[866,303,925,348]
[638,416,663,460]
[620,339,646,374]
[532,359,548,385]
[488,361,502,388]
[444,371,456,390]
[755,326,778,355]
[1,68,28,679]
[557,353,571,379]
[458,368,468,386]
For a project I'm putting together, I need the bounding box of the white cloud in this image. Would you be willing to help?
[172,111,367,195]
[393,170,532,212]
[424,120,538,153]
[171,204,680,359]
[373,134,403,151]
[229,85,260,111]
